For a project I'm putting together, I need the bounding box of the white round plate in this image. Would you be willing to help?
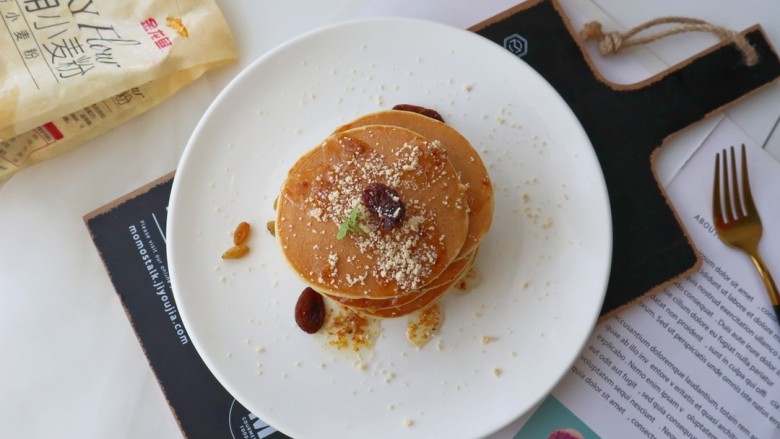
[169,17,611,439]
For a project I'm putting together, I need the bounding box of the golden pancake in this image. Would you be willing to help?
[335,110,494,257]
[276,125,469,299]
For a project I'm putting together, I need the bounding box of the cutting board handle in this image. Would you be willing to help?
[472,0,780,317]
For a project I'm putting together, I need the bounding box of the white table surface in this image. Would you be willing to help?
[1,1,779,438]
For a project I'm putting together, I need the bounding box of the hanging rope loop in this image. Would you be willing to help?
[580,17,758,66]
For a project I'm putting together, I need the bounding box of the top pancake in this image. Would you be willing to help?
[335,110,493,257]
[276,125,469,299]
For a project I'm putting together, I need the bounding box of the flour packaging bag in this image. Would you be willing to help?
[0,0,237,180]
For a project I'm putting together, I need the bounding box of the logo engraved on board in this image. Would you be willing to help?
[503,34,528,58]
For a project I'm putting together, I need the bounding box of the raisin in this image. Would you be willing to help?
[295,287,326,334]
[222,244,249,259]
[361,183,406,230]
[233,221,250,245]
[392,104,445,122]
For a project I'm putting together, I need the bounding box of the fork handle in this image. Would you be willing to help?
[749,254,780,323]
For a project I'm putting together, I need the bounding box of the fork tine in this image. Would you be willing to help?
[740,143,757,216]
[723,148,735,222]
[713,151,723,224]
[730,145,742,220]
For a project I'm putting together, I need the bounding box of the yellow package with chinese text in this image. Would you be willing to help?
[0,0,237,180]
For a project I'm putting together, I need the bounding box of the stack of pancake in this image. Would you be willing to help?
[275,108,493,318]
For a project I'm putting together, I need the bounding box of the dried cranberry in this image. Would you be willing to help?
[392,104,445,122]
[295,287,326,333]
[361,183,406,230]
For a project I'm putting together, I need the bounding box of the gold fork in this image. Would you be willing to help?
[713,144,780,323]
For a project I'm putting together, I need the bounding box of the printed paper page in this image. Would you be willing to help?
[515,116,780,439]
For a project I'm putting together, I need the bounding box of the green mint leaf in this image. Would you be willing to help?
[337,206,363,240]
[337,221,350,240]
[349,222,366,236]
